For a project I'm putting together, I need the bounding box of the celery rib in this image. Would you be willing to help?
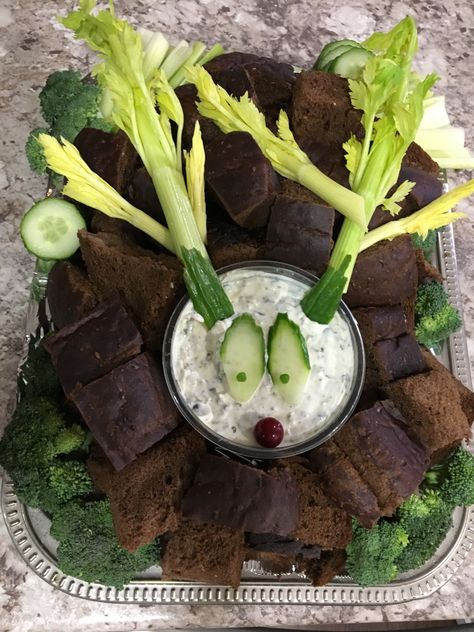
[60,3,233,329]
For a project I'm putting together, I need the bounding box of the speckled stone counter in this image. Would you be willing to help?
[1,1,473,629]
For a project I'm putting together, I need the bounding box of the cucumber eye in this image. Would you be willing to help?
[267,313,311,405]
[220,313,265,402]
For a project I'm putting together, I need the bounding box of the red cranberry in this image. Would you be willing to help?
[254,417,284,448]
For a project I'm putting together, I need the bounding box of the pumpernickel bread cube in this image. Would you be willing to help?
[87,426,206,551]
[162,519,245,587]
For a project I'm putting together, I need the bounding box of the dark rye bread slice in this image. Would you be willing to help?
[245,533,321,560]
[345,235,418,308]
[383,370,471,463]
[353,305,426,385]
[372,335,426,383]
[87,425,206,551]
[291,70,363,150]
[43,299,143,395]
[244,533,321,575]
[420,349,474,426]
[333,401,429,516]
[162,519,245,587]
[353,305,409,344]
[265,180,335,277]
[74,128,138,234]
[206,219,265,269]
[415,249,444,284]
[271,459,352,549]
[182,454,298,536]
[303,550,347,587]
[205,52,296,127]
[205,131,279,229]
[78,230,183,350]
[308,440,381,528]
[46,261,98,330]
[72,352,181,471]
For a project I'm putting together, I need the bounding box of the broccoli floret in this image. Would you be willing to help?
[0,397,88,512]
[25,127,50,174]
[26,70,113,178]
[395,490,453,573]
[49,461,93,503]
[424,447,474,508]
[19,342,62,400]
[411,230,437,260]
[50,500,160,587]
[346,519,408,586]
[415,281,461,349]
[54,426,88,455]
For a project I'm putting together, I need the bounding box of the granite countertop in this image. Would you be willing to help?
[1,0,473,629]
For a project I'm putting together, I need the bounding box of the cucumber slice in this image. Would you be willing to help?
[220,313,265,402]
[314,39,361,71]
[267,313,311,405]
[327,47,373,79]
[20,198,86,260]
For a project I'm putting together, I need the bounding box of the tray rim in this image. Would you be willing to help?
[1,222,473,606]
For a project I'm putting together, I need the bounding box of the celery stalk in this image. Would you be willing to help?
[61,2,233,328]
[302,18,441,323]
[169,42,206,88]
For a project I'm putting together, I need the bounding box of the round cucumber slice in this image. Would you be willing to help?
[20,198,86,260]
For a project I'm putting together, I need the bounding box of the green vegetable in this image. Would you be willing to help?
[20,197,86,260]
[25,127,50,175]
[411,229,437,259]
[59,2,233,329]
[313,39,361,70]
[302,17,439,324]
[18,341,62,400]
[220,313,265,402]
[414,281,461,349]
[267,313,311,405]
[0,397,88,512]
[184,122,207,243]
[327,47,373,79]
[346,519,408,586]
[187,66,366,228]
[415,96,474,169]
[40,70,111,138]
[49,461,93,503]
[26,69,112,177]
[423,446,474,508]
[395,491,453,573]
[359,179,472,253]
[50,499,160,587]
[318,42,362,72]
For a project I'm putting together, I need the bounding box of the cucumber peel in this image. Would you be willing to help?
[267,313,311,405]
[220,313,265,402]
[314,39,361,71]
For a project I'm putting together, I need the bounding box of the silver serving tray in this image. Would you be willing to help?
[1,223,473,605]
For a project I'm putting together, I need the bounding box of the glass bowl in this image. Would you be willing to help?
[162,260,365,459]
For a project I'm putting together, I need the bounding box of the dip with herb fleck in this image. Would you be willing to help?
[169,267,357,447]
